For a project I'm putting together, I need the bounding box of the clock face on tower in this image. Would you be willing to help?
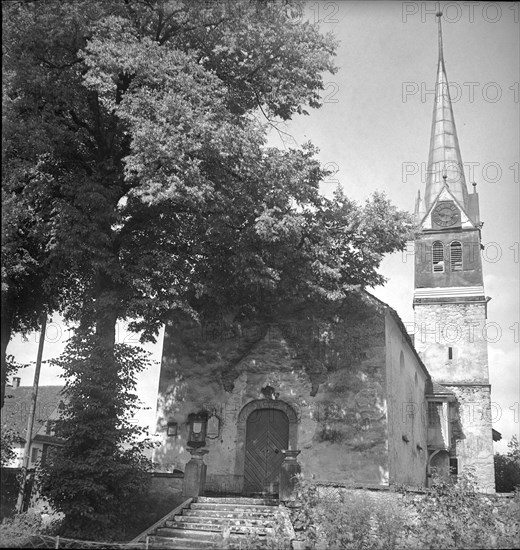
[432,201,460,228]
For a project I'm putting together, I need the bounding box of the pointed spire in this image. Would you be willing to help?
[424,12,469,211]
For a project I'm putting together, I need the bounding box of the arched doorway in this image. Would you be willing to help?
[244,408,289,494]
[428,449,451,483]
[236,399,298,495]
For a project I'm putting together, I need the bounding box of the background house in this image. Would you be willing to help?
[1,379,64,469]
[1,379,64,516]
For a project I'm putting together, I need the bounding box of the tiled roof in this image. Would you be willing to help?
[1,385,64,442]
[426,380,456,397]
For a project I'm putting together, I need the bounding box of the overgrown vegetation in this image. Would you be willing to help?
[291,477,407,549]
[402,469,519,549]
[0,506,60,549]
[290,471,520,549]
[495,436,520,493]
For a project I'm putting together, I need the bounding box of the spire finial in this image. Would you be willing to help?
[436,9,444,63]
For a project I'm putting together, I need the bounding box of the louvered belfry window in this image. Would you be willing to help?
[450,241,463,271]
[432,241,445,272]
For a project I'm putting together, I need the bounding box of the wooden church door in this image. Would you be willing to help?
[244,408,289,495]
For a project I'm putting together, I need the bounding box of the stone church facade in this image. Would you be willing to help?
[154,294,431,494]
[153,15,496,494]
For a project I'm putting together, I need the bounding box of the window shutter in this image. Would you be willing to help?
[432,241,444,272]
[450,241,463,271]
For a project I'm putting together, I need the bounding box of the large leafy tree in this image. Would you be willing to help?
[2,0,415,535]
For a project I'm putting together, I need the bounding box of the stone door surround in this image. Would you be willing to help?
[235,399,299,492]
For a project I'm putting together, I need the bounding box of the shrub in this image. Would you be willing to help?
[290,472,520,549]
[401,468,520,549]
[290,476,407,550]
[0,504,60,548]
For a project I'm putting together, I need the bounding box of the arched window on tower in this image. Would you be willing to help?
[432,241,445,272]
[450,241,463,271]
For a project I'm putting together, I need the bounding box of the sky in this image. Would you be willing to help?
[7,2,519,452]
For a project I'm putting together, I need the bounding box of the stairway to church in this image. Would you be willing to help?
[145,496,292,549]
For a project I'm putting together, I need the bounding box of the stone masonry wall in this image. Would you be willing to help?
[450,384,496,492]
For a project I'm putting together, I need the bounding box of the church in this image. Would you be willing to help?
[152,14,496,496]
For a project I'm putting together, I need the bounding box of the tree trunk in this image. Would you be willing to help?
[89,268,121,438]
[94,270,119,353]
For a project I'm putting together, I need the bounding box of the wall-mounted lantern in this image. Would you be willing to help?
[167,422,178,437]
[187,412,208,448]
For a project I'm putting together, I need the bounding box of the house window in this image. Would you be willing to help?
[450,241,463,271]
[31,447,41,465]
[448,347,453,360]
[449,457,459,476]
[432,241,445,272]
[428,402,440,427]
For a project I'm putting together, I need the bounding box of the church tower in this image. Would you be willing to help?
[413,13,495,491]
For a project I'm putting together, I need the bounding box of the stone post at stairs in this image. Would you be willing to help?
[279,450,301,501]
[182,448,209,498]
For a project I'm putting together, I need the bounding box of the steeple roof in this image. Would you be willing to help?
[424,13,469,212]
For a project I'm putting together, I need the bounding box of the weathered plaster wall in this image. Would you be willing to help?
[414,302,489,383]
[154,296,392,491]
[385,312,429,486]
[449,385,496,492]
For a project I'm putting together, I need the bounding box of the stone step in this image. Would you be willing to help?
[170,516,276,528]
[191,502,278,512]
[147,534,216,548]
[163,521,274,535]
[196,496,278,506]
[183,508,278,520]
[155,527,218,541]
[148,497,286,548]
